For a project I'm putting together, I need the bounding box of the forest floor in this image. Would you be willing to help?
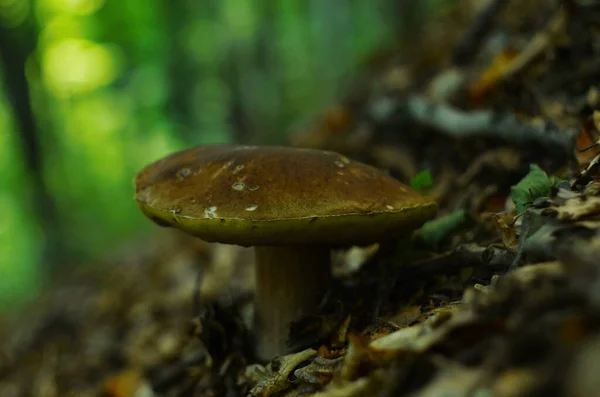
[4,1,600,396]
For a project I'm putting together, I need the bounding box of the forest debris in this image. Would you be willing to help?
[330,315,352,349]
[404,95,578,157]
[520,221,566,263]
[293,355,345,386]
[247,348,317,397]
[288,303,349,354]
[311,373,385,397]
[368,325,425,352]
[576,118,600,166]
[510,207,559,267]
[456,147,522,187]
[338,333,401,382]
[360,320,402,343]
[593,111,600,131]
[415,209,470,248]
[496,7,568,78]
[388,305,421,327]
[425,67,467,103]
[545,196,600,221]
[417,301,464,326]
[337,304,462,384]
[370,145,418,181]
[368,303,476,360]
[567,334,600,397]
[572,154,600,189]
[482,212,518,248]
[468,49,519,101]
[468,7,568,101]
[417,363,483,397]
[511,164,563,214]
[491,368,540,396]
[587,86,600,108]
[506,261,564,284]
[103,369,154,397]
[406,243,514,276]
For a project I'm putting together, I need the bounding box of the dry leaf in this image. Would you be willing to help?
[293,355,345,386]
[482,212,519,249]
[103,369,154,397]
[546,196,600,221]
[468,49,519,101]
[248,349,317,397]
[312,374,384,397]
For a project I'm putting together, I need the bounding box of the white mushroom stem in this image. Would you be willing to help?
[253,245,332,360]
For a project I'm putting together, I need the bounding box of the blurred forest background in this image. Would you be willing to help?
[0,0,449,311]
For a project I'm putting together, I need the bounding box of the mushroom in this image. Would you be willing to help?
[133,144,437,360]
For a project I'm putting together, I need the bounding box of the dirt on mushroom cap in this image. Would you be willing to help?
[134,145,437,246]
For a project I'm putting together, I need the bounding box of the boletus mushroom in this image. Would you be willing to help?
[134,144,437,360]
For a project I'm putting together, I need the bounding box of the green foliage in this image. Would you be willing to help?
[415,209,469,248]
[510,164,563,214]
[410,169,433,192]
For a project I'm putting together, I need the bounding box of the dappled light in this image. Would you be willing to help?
[42,0,105,15]
[42,39,121,97]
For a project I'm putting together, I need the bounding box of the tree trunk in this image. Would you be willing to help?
[0,19,62,269]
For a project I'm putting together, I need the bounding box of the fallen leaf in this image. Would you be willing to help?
[389,305,421,327]
[103,369,153,397]
[417,363,483,397]
[545,196,600,221]
[511,164,562,214]
[312,372,387,397]
[491,368,538,397]
[293,355,344,386]
[468,48,519,101]
[482,212,519,249]
[410,169,433,192]
[415,209,470,248]
[248,349,317,397]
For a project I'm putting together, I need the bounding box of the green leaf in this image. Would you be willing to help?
[510,164,563,214]
[415,209,469,248]
[410,169,433,192]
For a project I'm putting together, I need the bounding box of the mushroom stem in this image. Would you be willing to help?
[253,245,332,360]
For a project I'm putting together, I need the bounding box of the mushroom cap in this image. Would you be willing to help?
[134,145,437,246]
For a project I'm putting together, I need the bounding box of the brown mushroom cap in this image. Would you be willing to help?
[134,144,437,246]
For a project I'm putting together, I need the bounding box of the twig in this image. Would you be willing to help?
[403,95,578,157]
[407,243,514,276]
